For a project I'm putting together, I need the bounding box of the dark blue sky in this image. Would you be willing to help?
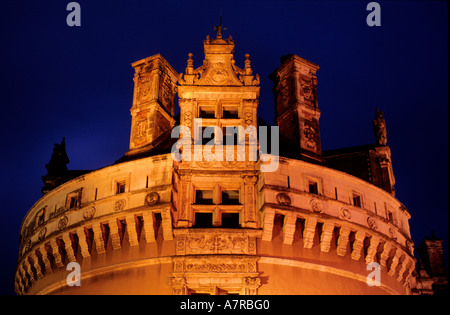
[0,0,447,295]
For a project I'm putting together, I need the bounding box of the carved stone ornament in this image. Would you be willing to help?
[145,192,160,205]
[114,199,126,212]
[244,110,253,125]
[339,208,351,220]
[367,216,378,230]
[58,216,69,230]
[38,227,47,240]
[176,231,257,256]
[276,193,291,206]
[83,206,96,220]
[310,199,323,213]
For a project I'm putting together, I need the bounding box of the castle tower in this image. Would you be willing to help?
[270,54,323,162]
[15,27,420,296]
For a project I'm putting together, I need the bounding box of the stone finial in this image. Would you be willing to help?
[186,53,194,74]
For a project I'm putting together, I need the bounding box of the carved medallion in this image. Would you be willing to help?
[310,199,323,213]
[339,208,352,220]
[276,193,291,206]
[114,199,126,212]
[139,76,153,101]
[58,216,69,230]
[210,68,229,84]
[38,227,47,240]
[83,206,96,220]
[367,216,378,230]
[145,192,160,206]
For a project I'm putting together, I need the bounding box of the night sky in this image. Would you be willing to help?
[0,1,447,295]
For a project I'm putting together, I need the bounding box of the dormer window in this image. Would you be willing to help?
[352,193,362,208]
[66,189,82,209]
[308,180,319,195]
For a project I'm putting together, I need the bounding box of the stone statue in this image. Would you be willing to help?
[372,107,387,145]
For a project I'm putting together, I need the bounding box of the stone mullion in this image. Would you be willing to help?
[320,221,335,252]
[303,217,317,249]
[336,226,351,256]
[243,176,258,229]
[261,208,275,241]
[108,219,122,250]
[365,235,380,264]
[92,223,106,254]
[177,173,192,227]
[142,211,156,243]
[350,231,366,261]
[125,215,139,246]
[282,213,297,245]
[76,228,91,258]
[62,233,77,263]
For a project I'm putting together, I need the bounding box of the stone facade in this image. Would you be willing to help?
[15,27,427,295]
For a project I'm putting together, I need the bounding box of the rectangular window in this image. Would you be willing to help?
[387,211,394,223]
[352,194,362,208]
[116,181,126,194]
[222,106,239,119]
[194,213,213,228]
[69,196,79,209]
[66,189,82,209]
[199,126,216,144]
[195,190,214,205]
[223,126,239,145]
[199,106,215,119]
[308,181,319,195]
[221,213,240,228]
[221,190,240,205]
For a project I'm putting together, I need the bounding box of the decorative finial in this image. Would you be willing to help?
[213,10,227,40]
[186,53,194,74]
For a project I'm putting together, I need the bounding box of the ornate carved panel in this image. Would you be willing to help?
[175,229,258,255]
